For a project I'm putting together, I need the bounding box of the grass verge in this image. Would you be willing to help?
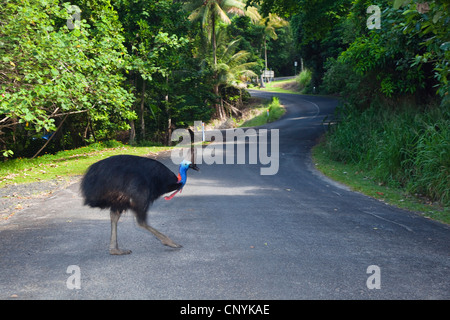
[312,141,450,225]
[0,141,173,187]
[237,96,285,127]
[251,79,301,95]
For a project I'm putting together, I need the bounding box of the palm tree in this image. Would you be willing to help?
[258,13,288,71]
[185,0,260,119]
[214,30,257,115]
[186,0,258,66]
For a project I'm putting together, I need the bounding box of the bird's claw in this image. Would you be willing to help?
[109,248,132,255]
[163,240,182,248]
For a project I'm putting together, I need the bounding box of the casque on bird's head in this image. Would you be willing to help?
[179,160,191,171]
[179,160,199,172]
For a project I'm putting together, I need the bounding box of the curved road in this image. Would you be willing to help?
[0,91,449,300]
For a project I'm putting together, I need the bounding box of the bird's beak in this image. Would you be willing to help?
[189,163,200,171]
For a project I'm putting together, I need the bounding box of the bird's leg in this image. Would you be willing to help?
[109,210,132,255]
[138,220,182,248]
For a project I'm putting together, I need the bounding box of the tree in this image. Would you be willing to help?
[398,0,450,105]
[214,29,257,115]
[112,0,193,142]
[186,0,255,65]
[185,0,259,119]
[325,0,449,107]
[0,0,135,158]
[256,13,288,70]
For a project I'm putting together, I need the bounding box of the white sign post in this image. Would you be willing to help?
[262,70,274,83]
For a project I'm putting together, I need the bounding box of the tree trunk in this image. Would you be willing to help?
[140,79,146,140]
[166,118,172,146]
[85,114,97,143]
[31,114,68,159]
[260,73,265,88]
[214,84,225,119]
[165,75,172,146]
[128,120,136,144]
[212,14,217,67]
[211,13,225,119]
[264,38,268,70]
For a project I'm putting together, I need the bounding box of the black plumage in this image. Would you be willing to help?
[82,155,180,222]
[80,154,198,255]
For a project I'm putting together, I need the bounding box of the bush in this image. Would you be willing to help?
[324,103,449,206]
[321,57,380,107]
[407,111,450,205]
[238,97,284,127]
[296,69,312,92]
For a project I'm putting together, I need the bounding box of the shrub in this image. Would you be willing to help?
[407,109,450,205]
[296,69,312,92]
[324,103,449,206]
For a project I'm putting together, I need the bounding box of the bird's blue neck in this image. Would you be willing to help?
[178,166,188,187]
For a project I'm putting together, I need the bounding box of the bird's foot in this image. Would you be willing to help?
[109,248,132,255]
[138,221,182,249]
[161,238,182,248]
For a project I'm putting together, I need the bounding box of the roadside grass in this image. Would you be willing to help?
[312,142,450,224]
[251,71,314,95]
[0,141,173,187]
[251,79,301,95]
[237,96,285,127]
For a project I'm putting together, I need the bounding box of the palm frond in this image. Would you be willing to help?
[214,2,231,24]
[229,50,251,65]
[221,39,241,60]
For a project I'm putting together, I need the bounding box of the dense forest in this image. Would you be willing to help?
[249,0,448,205]
[1,1,449,204]
[0,0,296,158]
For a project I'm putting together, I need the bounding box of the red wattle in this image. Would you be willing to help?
[164,189,180,201]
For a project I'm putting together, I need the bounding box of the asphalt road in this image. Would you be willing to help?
[0,91,449,300]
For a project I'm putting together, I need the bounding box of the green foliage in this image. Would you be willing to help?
[0,140,173,186]
[288,0,352,89]
[313,142,449,223]
[226,16,266,73]
[238,96,284,127]
[321,57,370,103]
[214,32,258,87]
[322,0,448,106]
[296,69,312,91]
[114,0,190,79]
[400,1,450,103]
[266,96,285,122]
[245,0,300,18]
[1,0,281,156]
[406,111,450,205]
[0,0,135,157]
[247,0,449,207]
[225,14,296,77]
[258,0,448,105]
[324,103,450,206]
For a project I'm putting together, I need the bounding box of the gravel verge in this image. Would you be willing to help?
[0,177,81,222]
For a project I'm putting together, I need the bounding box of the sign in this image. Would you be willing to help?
[262,70,274,78]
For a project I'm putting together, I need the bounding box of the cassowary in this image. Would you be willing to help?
[80,155,199,255]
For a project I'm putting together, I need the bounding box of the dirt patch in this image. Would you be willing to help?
[203,97,267,130]
[0,177,80,222]
[272,80,299,92]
